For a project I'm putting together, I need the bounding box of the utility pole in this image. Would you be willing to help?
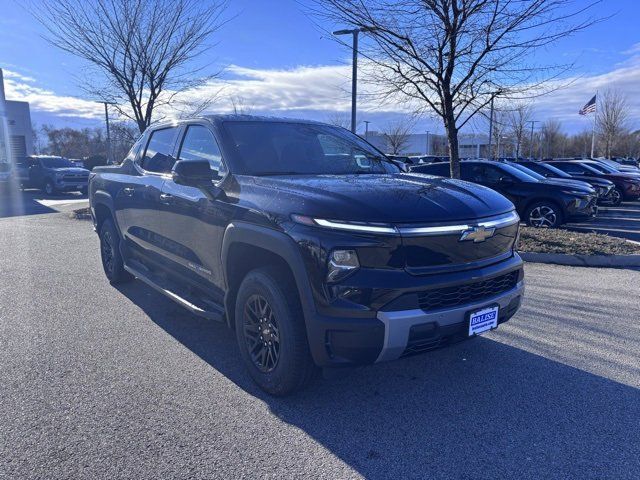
[528,120,539,159]
[103,102,112,165]
[488,97,495,160]
[333,27,376,133]
[363,120,370,139]
[425,130,430,155]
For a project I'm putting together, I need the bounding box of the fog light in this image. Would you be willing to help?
[327,249,359,282]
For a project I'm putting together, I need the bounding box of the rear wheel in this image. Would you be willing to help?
[99,218,132,284]
[525,201,563,228]
[235,267,317,396]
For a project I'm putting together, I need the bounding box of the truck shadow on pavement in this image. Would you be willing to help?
[116,281,640,479]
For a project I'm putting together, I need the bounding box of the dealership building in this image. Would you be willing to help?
[0,68,34,164]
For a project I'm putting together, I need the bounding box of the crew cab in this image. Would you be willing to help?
[90,115,524,395]
[547,160,640,206]
[17,155,90,195]
[412,160,597,228]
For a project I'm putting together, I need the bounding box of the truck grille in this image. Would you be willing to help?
[63,174,88,182]
[417,270,519,312]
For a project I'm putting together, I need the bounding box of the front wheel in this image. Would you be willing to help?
[609,187,623,206]
[525,201,563,228]
[99,218,132,284]
[235,267,317,396]
[43,180,56,196]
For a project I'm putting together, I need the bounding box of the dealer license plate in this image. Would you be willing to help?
[468,305,499,336]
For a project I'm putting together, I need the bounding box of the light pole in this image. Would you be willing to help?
[488,97,494,160]
[528,120,539,159]
[363,120,371,139]
[98,101,117,164]
[333,27,376,133]
[425,130,430,155]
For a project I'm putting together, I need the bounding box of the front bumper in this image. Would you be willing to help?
[565,194,598,220]
[376,280,523,362]
[306,255,525,367]
[54,180,88,191]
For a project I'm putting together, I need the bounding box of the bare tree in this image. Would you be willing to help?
[540,119,564,158]
[508,103,533,158]
[326,112,352,130]
[33,0,228,133]
[229,95,253,115]
[382,117,414,154]
[597,89,629,158]
[311,0,599,177]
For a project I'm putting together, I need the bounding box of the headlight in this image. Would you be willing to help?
[291,214,397,234]
[327,249,359,282]
[562,190,590,196]
[54,172,65,179]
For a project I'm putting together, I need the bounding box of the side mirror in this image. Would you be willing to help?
[172,159,217,187]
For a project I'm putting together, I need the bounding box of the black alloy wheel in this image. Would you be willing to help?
[101,228,116,278]
[242,294,281,373]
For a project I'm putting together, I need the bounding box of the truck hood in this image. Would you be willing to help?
[237,173,515,223]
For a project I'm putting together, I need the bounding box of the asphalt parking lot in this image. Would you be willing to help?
[1,202,640,479]
[567,199,640,242]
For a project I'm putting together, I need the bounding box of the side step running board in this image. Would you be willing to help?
[124,264,224,322]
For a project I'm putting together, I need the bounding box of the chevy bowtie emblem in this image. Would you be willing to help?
[459,225,496,243]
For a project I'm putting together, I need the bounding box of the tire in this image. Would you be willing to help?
[525,201,563,228]
[235,267,317,396]
[609,187,623,206]
[43,179,56,196]
[99,218,133,284]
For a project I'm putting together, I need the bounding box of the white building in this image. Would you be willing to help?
[365,131,514,158]
[0,68,33,164]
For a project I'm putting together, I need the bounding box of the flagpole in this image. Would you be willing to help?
[590,91,597,158]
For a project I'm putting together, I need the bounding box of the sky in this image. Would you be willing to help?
[1,0,639,136]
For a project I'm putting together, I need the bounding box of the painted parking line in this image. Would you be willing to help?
[37,198,89,207]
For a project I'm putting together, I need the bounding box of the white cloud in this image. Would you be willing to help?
[2,68,103,120]
[3,48,640,133]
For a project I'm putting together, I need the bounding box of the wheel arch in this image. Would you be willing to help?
[221,222,316,334]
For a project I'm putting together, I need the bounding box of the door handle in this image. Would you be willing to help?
[122,187,134,196]
[159,193,173,203]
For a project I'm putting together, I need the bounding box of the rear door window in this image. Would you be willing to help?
[141,128,179,173]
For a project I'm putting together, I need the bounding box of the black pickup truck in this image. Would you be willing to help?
[90,115,524,395]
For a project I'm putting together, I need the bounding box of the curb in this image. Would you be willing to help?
[519,252,640,268]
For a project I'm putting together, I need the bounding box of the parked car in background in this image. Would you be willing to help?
[609,157,639,168]
[90,115,525,395]
[516,160,615,204]
[547,160,640,206]
[410,155,450,164]
[0,161,18,195]
[16,155,90,195]
[412,160,598,228]
[585,159,640,177]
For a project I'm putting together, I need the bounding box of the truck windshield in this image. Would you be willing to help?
[223,121,399,175]
[40,157,75,168]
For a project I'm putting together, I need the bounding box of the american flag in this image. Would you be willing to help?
[579,95,596,115]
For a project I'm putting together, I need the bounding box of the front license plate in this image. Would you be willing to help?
[468,305,499,336]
